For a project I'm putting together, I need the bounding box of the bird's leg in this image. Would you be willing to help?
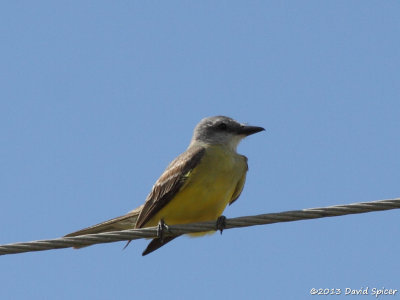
[157,219,169,242]
[216,215,226,234]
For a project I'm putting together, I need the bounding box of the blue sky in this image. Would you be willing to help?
[1,1,399,299]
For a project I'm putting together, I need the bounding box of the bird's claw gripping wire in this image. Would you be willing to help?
[157,219,169,242]
[216,215,227,234]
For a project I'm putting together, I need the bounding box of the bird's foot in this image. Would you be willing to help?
[157,219,169,242]
[216,215,226,234]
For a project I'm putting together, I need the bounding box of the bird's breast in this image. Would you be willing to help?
[146,146,247,227]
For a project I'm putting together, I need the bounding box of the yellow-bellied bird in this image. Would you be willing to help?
[65,116,264,255]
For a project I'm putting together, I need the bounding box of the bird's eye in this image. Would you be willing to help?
[217,123,227,130]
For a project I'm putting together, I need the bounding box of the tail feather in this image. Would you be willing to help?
[65,205,143,249]
[65,204,181,254]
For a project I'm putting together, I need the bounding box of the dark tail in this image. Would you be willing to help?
[65,205,142,249]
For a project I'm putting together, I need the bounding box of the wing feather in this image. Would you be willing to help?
[135,145,206,228]
[229,155,248,205]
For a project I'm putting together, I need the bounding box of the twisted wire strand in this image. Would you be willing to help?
[1,198,399,256]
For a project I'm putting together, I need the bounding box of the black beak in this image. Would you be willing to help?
[238,125,265,136]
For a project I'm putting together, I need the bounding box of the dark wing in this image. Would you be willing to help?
[135,145,206,228]
[229,155,248,206]
[141,236,177,256]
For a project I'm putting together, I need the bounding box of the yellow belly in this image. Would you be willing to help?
[144,146,247,236]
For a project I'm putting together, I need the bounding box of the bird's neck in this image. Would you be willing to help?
[189,139,240,154]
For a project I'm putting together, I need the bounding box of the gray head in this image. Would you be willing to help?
[190,116,265,150]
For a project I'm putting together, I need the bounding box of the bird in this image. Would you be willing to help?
[65,116,264,255]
